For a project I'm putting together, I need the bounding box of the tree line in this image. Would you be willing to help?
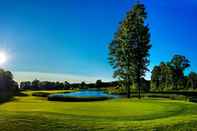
[20,80,118,90]
[151,55,197,91]
[20,80,69,90]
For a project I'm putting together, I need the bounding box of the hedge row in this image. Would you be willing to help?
[48,95,113,102]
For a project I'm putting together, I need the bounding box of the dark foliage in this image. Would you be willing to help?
[20,80,119,91]
[0,69,19,102]
[151,55,192,91]
[20,80,71,90]
[189,97,197,103]
[48,95,113,102]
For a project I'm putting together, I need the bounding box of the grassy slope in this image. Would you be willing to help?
[0,91,197,130]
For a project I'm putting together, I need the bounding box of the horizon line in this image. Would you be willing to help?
[13,71,114,83]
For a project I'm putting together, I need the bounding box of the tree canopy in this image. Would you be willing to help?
[109,3,151,98]
[0,69,18,102]
[151,55,191,91]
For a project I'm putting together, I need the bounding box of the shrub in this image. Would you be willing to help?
[48,95,112,102]
[189,97,197,102]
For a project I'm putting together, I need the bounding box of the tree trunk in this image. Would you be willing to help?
[127,76,131,98]
[138,81,141,99]
[126,54,131,98]
[137,74,141,99]
[127,85,131,98]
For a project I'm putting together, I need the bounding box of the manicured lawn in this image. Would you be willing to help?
[0,91,197,130]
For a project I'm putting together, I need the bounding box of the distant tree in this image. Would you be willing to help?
[187,72,197,90]
[151,55,190,91]
[109,3,151,98]
[80,81,86,89]
[20,81,31,90]
[20,80,72,90]
[96,80,102,88]
[55,81,64,90]
[32,79,40,90]
[39,81,51,90]
[64,81,71,89]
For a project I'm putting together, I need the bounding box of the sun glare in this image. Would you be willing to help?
[0,52,7,65]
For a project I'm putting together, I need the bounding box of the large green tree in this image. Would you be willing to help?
[109,3,151,98]
[0,69,18,102]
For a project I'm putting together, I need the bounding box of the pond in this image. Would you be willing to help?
[48,89,118,102]
[53,89,117,98]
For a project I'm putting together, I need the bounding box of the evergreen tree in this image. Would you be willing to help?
[109,3,151,98]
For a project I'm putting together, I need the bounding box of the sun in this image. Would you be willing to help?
[0,52,7,65]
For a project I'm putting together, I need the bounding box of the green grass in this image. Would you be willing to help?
[0,90,197,130]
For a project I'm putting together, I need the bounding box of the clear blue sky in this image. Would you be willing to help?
[0,0,196,82]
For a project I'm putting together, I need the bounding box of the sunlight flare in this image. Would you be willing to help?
[0,52,7,65]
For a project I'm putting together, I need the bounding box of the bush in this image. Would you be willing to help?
[189,97,197,102]
[48,95,113,102]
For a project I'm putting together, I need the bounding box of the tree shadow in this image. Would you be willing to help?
[0,97,17,105]
[15,92,29,97]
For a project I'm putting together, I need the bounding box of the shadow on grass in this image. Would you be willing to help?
[0,97,17,105]
[0,92,28,105]
[15,92,29,97]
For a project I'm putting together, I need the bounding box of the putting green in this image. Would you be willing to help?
[0,91,197,130]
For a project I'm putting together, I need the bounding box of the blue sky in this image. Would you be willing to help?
[0,0,196,82]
